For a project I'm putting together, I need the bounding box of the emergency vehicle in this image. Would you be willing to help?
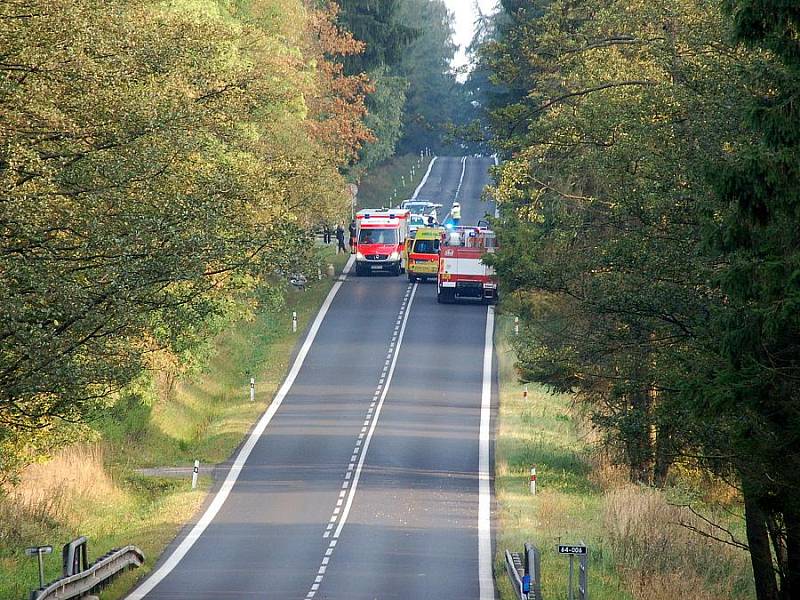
[437,226,498,303]
[404,226,443,282]
[354,209,410,276]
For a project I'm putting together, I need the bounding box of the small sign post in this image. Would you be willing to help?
[25,545,53,589]
[558,544,588,600]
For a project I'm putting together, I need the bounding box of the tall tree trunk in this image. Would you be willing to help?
[652,419,672,489]
[625,387,654,485]
[743,479,780,600]
[783,503,800,600]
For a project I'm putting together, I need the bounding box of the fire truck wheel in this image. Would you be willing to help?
[437,287,454,304]
[355,263,366,277]
[392,263,401,277]
[408,273,416,282]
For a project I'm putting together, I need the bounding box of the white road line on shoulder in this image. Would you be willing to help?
[412,157,438,200]
[126,255,356,600]
[442,155,469,224]
[493,154,500,218]
[479,306,495,600]
[454,155,467,203]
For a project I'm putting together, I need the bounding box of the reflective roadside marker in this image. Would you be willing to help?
[515,316,519,335]
[250,377,255,402]
[523,385,528,400]
[292,311,297,333]
[192,460,200,489]
[530,466,537,495]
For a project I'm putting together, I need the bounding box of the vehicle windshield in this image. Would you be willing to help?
[410,215,425,226]
[403,203,431,214]
[359,228,397,244]
[413,239,439,254]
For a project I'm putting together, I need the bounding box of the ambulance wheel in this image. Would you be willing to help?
[392,263,401,277]
[355,263,367,277]
[408,273,417,282]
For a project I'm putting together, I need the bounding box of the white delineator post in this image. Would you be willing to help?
[292,311,297,333]
[515,316,519,335]
[530,466,537,495]
[192,460,199,489]
[250,377,255,402]
[523,385,528,400]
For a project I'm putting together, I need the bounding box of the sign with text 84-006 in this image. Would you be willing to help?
[557,544,587,555]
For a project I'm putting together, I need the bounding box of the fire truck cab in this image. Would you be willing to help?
[437,226,498,304]
[354,209,410,276]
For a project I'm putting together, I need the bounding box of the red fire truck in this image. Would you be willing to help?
[354,209,411,276]
[437,226,498,303]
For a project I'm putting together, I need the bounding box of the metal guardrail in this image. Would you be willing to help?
[505,549,526,599]
[505,542,543,600]
[30,545,144,600]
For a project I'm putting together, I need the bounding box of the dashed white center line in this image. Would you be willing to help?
[308,281,419,597]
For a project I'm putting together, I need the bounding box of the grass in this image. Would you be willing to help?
[493,314,755,600]
[356,153,430,210]
[0,247,350,600]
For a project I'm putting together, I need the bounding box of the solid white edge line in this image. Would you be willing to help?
[493,154,500,219]
[454,155,467,202]
[332,283,419,539]
[441,155,468,225]
[479,306,495,600]
[411,157,438,200]
[126,255,356,600]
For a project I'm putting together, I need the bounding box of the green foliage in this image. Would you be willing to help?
[0,0,358,481]
[353,67,408,176]
[395,0,469,153]
[337,0,474,172]
[483,0,800,597]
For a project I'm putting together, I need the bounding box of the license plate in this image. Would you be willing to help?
[372,265,383,270]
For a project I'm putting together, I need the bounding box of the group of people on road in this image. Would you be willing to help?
[322,221,357,255]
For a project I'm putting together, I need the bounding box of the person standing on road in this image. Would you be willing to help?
[348,220,357,253]
[451,202,462,226]
[336,223,347,254]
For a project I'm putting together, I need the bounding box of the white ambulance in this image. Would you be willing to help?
[354,209,411,276]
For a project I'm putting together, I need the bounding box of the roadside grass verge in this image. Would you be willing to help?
[0,248,349,600]
[493,314,754,600]
[356,153,429,210]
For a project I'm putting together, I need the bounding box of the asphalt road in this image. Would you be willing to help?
[127,156,498,600]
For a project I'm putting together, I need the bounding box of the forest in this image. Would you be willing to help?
[0,0,465,485]
[475,1,800,599]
